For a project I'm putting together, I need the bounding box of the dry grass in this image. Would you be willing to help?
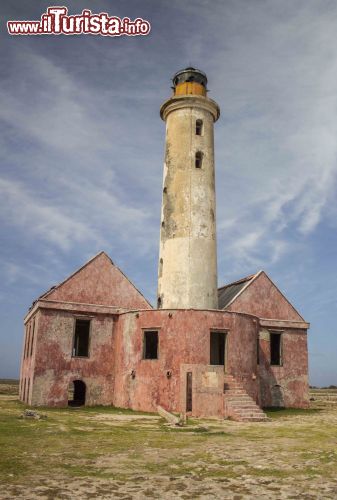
[0,385,337,499]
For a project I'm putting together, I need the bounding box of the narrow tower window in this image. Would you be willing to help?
[196,119,203,135]
[29,319,35,357]
[195,151,203,168]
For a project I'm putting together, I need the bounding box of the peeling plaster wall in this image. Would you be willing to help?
[30,309,115,407]
[258,328,309,408]
[21,306,308,412]
[112,309,258,414]
[158,96,218,309]
[180,364,225,418]
[44,252,151,310]
[20,311,40,405]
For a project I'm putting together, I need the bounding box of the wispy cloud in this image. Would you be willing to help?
[0,178,95,251]
[1,0,337,384]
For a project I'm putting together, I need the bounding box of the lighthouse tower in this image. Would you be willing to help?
[157,67,220,309]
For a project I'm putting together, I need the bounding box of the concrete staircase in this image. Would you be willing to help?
[223,374,268,422]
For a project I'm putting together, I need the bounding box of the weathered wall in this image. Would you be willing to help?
[226,272,304,321]
[258,328,309,408]
[112,309,258,414]
[30,308,115,407]
[20,306,308,412]
[42,252,151,310]
[180,364,225,418]
[158,95,219,309]
[20,311,40,405]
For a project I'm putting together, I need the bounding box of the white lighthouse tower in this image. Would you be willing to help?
[157,67,220,309]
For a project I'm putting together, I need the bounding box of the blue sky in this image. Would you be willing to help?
[0,0,336,386]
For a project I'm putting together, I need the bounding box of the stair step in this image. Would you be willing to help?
[224,374,268,422]
[232,407,265,413]
[231,415,267,422]
[230,404,262,410]
[227,397,254,402]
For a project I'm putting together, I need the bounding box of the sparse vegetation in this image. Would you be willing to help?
[0,384,337,498]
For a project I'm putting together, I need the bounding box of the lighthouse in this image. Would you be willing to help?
[157,67,220,309]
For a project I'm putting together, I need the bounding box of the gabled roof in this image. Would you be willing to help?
[218,270,305,322]
[31,251,152,310]
[218,272,261,309]
[39,252,106,300]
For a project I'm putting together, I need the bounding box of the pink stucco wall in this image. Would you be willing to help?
[20,260,309,414]
[227,272,304,321]
[28,308,116,407]
[41,252,151,310]
[112,309,259,413]
[259,328,309,408]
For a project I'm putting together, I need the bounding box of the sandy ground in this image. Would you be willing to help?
[1,390,337,499]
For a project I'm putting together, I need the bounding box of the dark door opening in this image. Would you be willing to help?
[210,331,227,366]
[68,380,86,407]
[186,372,192,412]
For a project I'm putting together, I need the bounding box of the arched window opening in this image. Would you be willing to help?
[68,380,86,407]
[196,119,203,136]
[195,151,203,168]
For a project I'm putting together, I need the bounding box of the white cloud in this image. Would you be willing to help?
[0,178,95,251]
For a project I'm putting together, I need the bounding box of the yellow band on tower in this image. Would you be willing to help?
[174,81,206,96]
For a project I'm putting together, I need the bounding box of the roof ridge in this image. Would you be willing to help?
[218,272,259,290]
[40,251,109,300]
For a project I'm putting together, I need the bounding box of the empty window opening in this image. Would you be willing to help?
[143,330,158,359]
[157,296,162,309]
[163,186,167,193]
[270,332,282,366]
[30,320,35,357]
[186,372,192,412]
[27,378,30,403]
[196,119,203,135]
[210,331,227,366]
[23,378,26,402]
[73,319,90,357]
[195,151,203,168]
[68,380,86,407]
[24,324,30,359]
[23,328,27,359]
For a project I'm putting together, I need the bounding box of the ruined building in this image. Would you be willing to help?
[20,68,310,421]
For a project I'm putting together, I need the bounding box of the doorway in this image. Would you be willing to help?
[68,380,86,407]
[186,372,192,412]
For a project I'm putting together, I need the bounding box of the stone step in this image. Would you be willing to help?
[231,405,264,412]
[224,390,248,395]
[231,414,268,422]
[229,404,263,410]
[224,374,268,422]
[234,408,267,415]
[226,396,254,403]
[310,395,337,400]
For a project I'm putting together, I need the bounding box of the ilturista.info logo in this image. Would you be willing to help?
[7,6,151,37]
